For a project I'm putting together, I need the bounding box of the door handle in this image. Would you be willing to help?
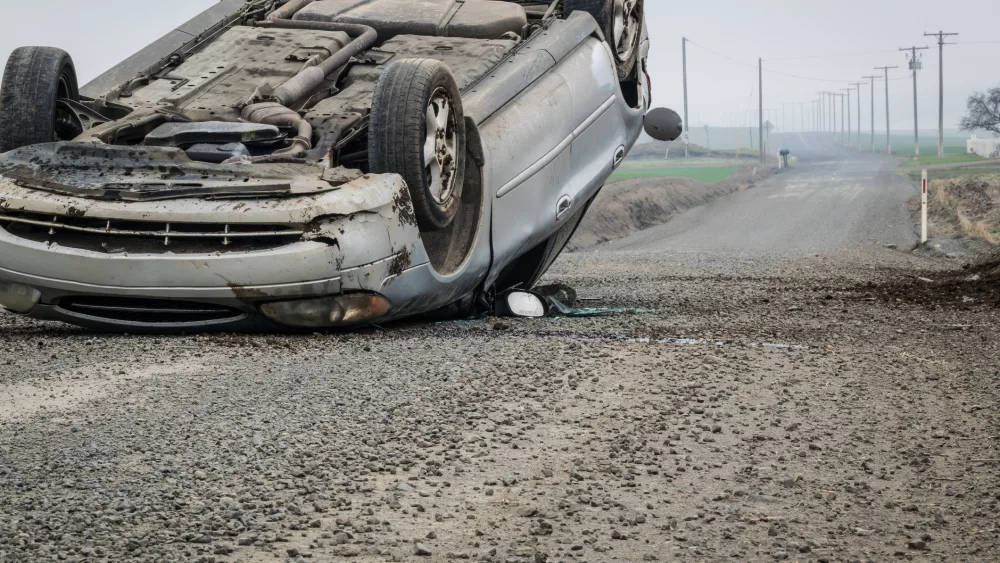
[556,195,573,220]
[613,145,626,169]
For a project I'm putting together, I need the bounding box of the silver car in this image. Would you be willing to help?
[0,0,677,331]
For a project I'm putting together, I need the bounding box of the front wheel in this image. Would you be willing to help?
[369,58,466,231]
[0,46,80,153]
[564,0,643,80]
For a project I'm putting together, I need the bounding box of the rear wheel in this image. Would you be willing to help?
[0,46,80,153]
[369,58,466,231]
[564,0,643,80]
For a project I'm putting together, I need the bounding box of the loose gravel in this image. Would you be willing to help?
[2,246,998,563]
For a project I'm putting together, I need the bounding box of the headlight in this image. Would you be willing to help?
[0,279,42,313]
[260,294,391,328]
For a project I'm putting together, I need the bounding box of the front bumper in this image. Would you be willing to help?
[0,173,429,332]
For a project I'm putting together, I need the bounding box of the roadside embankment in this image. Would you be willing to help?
[569,165,772,251]
[921,175,1000,244]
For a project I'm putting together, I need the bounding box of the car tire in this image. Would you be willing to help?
[369,58,466,231]
[0,46,80,153]
[564,0,643,80]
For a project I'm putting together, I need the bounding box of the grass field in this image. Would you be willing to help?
[610,161,742,183]
[899,154,984,168]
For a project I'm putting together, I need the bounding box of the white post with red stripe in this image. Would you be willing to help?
[921,169,928,244]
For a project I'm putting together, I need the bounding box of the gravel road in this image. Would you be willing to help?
[2,154,998,563]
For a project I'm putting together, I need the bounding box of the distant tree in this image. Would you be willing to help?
[959,86,1000,136]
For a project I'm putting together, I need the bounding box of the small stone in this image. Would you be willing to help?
[415,542,432,556]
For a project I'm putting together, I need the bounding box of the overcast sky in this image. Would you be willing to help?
[2,1,998,133]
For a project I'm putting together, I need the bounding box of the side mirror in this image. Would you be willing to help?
[503,291,548,318]
[644,108,683,142]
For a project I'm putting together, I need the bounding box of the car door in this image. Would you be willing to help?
[557,37,624,223]
[483,36,621,277]
[480,67,575,276]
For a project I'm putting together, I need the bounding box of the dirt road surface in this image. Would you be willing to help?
[2,154,998,562]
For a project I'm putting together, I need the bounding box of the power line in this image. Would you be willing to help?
[685,39,757,69]
[766,48,901,62]
[687,39,914,84]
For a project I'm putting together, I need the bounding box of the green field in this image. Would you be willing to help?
[899,153,984,168]
[610,164,741,183]
[640,128,972,154]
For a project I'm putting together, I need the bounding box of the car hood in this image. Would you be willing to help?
[0,142,345,202]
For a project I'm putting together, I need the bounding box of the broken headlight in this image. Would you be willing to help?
[0,279,42,313]
[259,294,391,328]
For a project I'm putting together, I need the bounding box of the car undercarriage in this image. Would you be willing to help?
[0,0,674,332]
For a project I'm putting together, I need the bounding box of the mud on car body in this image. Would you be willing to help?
[0,0,677,332]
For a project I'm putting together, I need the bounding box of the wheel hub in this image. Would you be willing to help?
[423,88,459,205]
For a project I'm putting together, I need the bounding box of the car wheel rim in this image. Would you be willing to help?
[613,0,640,66]
[423,88,458,206]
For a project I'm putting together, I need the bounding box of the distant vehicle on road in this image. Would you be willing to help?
[0,0,678,331]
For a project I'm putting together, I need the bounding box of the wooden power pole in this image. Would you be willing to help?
[900,45,929,156]
[924,31,959,158]
[874,65,898,154]
[841,88,852,149]
[850,82,866,151]
[862,75,882,152]
[682,37,690,158]
[759,58,764,163]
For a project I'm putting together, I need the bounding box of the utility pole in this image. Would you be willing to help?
[875,66,898,154]
[759,58,764,163]
[924,31,959,158]
[682,37,690,158]
[862,75,881,152]
[850,82,865,151]
[817,93,825,134]
[840,93,847,147]
[841,88,852,149]
[900,45,928,156]
[830,92,838,144]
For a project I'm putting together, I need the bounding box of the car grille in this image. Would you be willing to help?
[0,209,304,254]
[60,297,244,324]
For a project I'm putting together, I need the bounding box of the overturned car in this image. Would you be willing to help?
[0,0,678,331]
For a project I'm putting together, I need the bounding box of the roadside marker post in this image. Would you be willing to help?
[921,170,928,244]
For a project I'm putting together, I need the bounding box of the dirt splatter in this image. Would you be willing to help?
[228,282,270,301]
[391,187,418,229]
